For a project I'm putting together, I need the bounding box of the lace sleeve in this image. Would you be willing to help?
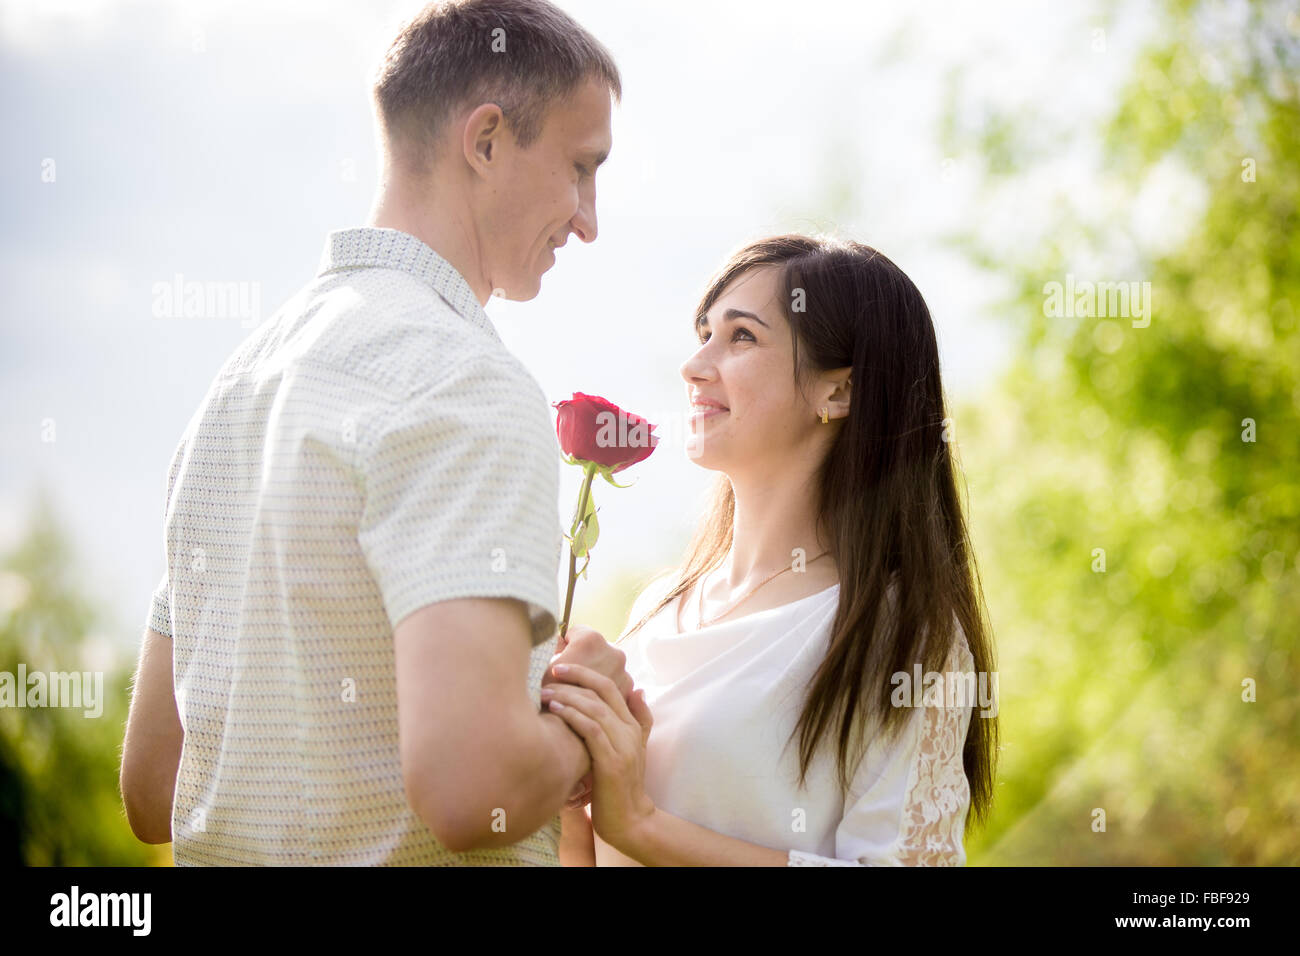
[787,635,975,867]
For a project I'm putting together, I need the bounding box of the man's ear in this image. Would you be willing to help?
[462,102,507,178]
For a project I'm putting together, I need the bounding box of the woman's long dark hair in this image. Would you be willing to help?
[621,234,998,834]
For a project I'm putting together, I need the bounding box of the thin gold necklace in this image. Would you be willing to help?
[695,550,830,628]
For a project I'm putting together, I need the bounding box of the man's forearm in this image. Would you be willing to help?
[120,627,184,844]
[457,709,590,851]
[514,708,591,828]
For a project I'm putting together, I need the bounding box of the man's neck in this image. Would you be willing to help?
[367,177,490,306]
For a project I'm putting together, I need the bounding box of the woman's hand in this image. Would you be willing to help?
[541,663,655,853]
[542,625,633,700]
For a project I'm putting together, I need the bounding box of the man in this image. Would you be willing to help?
[120,0,635,865]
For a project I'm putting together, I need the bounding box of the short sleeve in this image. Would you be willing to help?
[145,434,187,639]
[357,352,563,646]
[147,570,171,637]
[788,630,976,867]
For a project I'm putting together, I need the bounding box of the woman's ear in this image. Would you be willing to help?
[822,367,853,421]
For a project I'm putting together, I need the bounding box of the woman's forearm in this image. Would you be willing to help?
[620,808,790,866]
[558,806,597,866]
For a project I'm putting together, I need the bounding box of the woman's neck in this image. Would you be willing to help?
[717,469,833,594]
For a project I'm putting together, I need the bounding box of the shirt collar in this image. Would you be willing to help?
[316,227,500,343]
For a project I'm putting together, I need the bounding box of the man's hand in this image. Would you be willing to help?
[542,625,632,700]
[564,770,593,810]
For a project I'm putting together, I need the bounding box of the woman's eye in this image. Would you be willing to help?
[698,327,754,344]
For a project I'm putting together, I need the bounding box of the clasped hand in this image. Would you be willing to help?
[541,625,655,847]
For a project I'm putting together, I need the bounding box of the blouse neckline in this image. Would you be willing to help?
[674,581,841,635]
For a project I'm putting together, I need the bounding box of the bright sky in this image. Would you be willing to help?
[0,0,1153,647]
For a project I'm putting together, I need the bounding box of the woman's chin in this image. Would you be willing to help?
[685,413,738,467]
[684,436,728,469]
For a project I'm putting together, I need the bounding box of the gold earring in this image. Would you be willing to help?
[819,407,829,424]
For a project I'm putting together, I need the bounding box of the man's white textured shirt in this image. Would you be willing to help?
[146,227,564,865]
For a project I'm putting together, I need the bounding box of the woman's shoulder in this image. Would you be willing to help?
[949,615,975,671]
[619,568,680,638]
[918,615,974,680]
[879,577,972,665]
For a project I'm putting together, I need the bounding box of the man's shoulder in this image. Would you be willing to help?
[321,268,492,371]
[262,267,534,402]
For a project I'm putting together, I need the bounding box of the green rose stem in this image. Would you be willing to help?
[558,460,598,642]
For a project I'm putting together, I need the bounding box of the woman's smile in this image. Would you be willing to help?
[689,405,728,423]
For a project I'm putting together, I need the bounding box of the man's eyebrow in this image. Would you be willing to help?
[695,308,770,330]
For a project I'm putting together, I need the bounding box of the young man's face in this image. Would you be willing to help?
[479,75,612,300]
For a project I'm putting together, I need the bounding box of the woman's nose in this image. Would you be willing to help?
[679,351,712,383]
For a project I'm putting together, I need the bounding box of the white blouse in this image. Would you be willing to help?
[592,572,976,866]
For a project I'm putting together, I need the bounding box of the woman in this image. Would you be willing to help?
[544,235,998,866]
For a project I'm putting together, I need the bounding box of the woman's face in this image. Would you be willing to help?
[679,266,823,473]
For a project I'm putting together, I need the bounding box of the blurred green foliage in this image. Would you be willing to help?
[0,492,165,865]
[948,0,1299,863]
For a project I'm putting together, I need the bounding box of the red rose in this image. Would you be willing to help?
[552,392,659,474]
[551,392,658,640]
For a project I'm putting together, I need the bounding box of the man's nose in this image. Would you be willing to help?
[570,194,598,243]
